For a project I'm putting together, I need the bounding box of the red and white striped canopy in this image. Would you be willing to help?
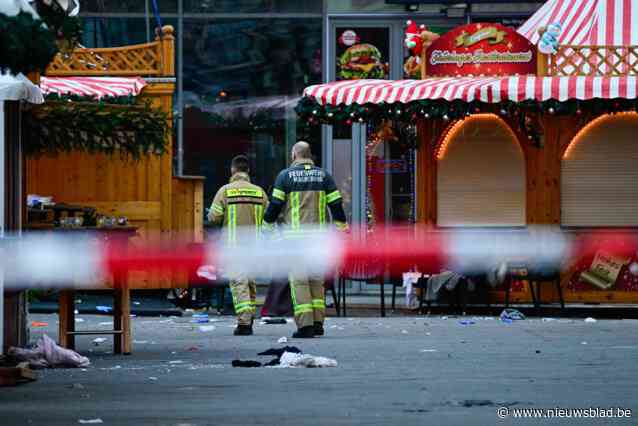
[40,77,147,98]
[518,0,638,46]
[303,76,638,106]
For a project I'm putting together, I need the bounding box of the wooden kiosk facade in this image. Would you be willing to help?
[300,0,638,306]
[27,26,204,290]
[25,26,204,353]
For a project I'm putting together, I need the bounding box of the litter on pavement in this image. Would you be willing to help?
[78,419,103,424]
[8,335,90,369]
[500,309,526,322]
[277,337,288,344]
[92,338,107,345]
[278,352,337,368]
[232,360,263,368]
[258,346,302,357]
[232,346,336,368]
[261,318,287,325]
[585,317,597,323]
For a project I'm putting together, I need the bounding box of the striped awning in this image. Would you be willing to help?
[518,0,638,46]
[40,77,147,98]
[302,76,638,106]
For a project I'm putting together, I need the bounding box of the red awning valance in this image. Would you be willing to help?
[302,76,638,106]
[40,76,147,98]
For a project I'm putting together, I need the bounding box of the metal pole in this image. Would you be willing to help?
[145,0,151,43]
[176,0,184,175]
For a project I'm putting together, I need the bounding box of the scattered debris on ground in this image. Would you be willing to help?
[278,352,337,368]
[261,318,287,325]
[232,346,336,368]
[500,309,526,323]
[585,317,597,323]
[8,335,90,369]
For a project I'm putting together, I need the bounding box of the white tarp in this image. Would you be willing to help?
[0,73,44,104]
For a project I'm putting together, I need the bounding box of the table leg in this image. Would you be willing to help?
[113,287,131,355]
[58,290,75,350]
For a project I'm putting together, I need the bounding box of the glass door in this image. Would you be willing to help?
[326,20,415,293]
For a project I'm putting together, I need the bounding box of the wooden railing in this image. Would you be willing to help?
[46,25,175,77]
[545,45,638,76]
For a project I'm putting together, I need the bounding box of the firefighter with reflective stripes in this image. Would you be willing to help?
[208,155,268,336]
[263,141,348,338]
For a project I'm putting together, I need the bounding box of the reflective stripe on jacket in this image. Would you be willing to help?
[208,172,268,244]
[263,159,348,235]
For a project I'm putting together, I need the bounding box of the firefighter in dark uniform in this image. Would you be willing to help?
[263,141,348,338]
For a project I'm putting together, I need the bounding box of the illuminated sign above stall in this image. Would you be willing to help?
[425,23,537,77]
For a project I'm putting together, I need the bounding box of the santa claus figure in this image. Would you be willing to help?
[404,20,439,78]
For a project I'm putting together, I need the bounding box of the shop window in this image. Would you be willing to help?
[436,114,525,227]
[327,0,440,13]
[82,1,177,13]
[561,112,638,227]
[81,18,176,47]
[185,0,321,13]
[181,18,322,214]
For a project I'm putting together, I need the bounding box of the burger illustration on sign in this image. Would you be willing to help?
[338,43,387,80]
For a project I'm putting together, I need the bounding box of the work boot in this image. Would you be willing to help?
[292,326,314,338]
[313,322,324,336]
[233,324,253,336]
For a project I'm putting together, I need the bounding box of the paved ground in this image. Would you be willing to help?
[2,313,638,426]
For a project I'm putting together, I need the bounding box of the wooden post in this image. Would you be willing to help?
[420,48,428,79]
[113,287,131,355]
[58,290,75,349]
[157,25,175,77]
[537,52,549,76]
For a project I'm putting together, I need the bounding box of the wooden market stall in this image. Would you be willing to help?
[24,26,204,353]
[27,26,204,289]
[299,0,638,306]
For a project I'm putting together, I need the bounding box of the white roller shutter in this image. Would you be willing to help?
[561,113,638,227]
[437,115,526,227]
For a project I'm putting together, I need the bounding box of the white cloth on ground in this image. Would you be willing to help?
[277,351,337,368]
[8,334,90,369]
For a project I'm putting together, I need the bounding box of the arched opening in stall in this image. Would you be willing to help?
[436,114,526,227]
[561,112,638,227]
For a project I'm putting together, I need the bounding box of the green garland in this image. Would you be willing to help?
[296,97,638,146]
[44,93,138,105]
[33,1,82,50]
[0,2,82,75]
[0,11,58,75]
[24,101,169,159]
